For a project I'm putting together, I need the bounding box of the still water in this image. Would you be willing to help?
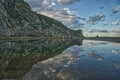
[0,39,120,80]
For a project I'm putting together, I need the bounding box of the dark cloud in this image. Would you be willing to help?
[75,16,86,21]
[112,9,119,14]
[100,7,104,9]
[87,13,105,24]
[80,18,86,20]
[88,30,108,33]
[112,5,120,14]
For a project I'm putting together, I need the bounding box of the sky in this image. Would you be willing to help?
[24,0,120,37]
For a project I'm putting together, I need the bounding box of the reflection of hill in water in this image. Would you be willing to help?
[0,39,83,79]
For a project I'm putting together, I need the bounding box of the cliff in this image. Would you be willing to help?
[0,0,83,38]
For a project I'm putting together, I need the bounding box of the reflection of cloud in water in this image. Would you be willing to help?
[86,51,104,61]
[23,46,88,80]
[110,42,120,46]
[81,40,109,48]
[68,45,84,52]
[112,49,119,54]
[57,68,88,80]
[23,40,120,80]
[23,45,92,80]
[67,45,86,59]
[112,61,120,70]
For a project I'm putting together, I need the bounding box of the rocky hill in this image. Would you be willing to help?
[0,0,83,38]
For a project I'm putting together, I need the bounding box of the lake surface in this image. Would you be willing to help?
[0,39,120,80]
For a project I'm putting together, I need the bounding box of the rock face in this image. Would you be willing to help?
[0,0,83,38]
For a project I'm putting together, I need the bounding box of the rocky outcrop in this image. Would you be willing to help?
[0,0,83,38]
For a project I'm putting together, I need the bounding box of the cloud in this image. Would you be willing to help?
[112,5,120,14]
[24,0,56,9]
[87,13,105,24]
[92,30,108,33]
[57,0,80,6]
[103,24,109,26]
[24,0,41,8]
[100,6,104,9]
[24,0,83,30]
[109,28,120,37]
[80,18,86,20]
[112,20,120,26]
[39,9,84,30]
[69,22,85,30]
[81,27,120,37]
[87,29,108,33]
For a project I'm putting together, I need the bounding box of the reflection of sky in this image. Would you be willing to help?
[23,40,120,80]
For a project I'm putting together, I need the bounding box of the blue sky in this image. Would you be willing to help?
[24,0,120,37]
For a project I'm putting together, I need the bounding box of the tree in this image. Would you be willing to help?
[96,35,99,38]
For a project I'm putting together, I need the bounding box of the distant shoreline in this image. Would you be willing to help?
[85,37,120,43]
[0,37,120,43]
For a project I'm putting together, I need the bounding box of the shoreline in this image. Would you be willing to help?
[0,37,120,43]
[85,37,120,43]
[0,37,83,41]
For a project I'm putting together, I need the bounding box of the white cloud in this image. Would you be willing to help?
[112,20,120,26]
[108,28,120,37]
[81,27,120,37]
[39,9,84,30]
[24,0,56,9]
[24,0,83,30]
[57,0,80,6]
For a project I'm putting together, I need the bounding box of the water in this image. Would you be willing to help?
[0,39,120,80]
